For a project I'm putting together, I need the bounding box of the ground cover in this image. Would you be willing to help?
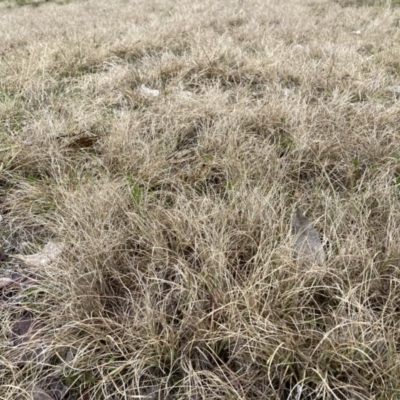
[1,0,400,398]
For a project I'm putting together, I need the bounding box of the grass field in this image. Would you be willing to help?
[2,0,400,398]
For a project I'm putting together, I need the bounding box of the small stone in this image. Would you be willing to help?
[31,387,53,400]
[291,207,325,265]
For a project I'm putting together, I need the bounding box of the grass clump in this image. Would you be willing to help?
[1,0,400,399]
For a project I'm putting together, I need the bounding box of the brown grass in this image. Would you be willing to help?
[1,0,400,398]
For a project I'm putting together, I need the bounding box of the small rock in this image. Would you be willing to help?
[31,387,53,400]
[0,277,14,288]
[140,84,159,97]
[387,85,400,94]
[13,240,63,268]
[291,207,325,265]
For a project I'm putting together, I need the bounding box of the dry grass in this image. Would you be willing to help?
[1,0,400,398]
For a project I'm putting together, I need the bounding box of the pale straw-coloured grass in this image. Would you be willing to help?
[1,0,400,398]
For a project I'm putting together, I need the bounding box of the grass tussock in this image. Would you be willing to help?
[1,0,400,398]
